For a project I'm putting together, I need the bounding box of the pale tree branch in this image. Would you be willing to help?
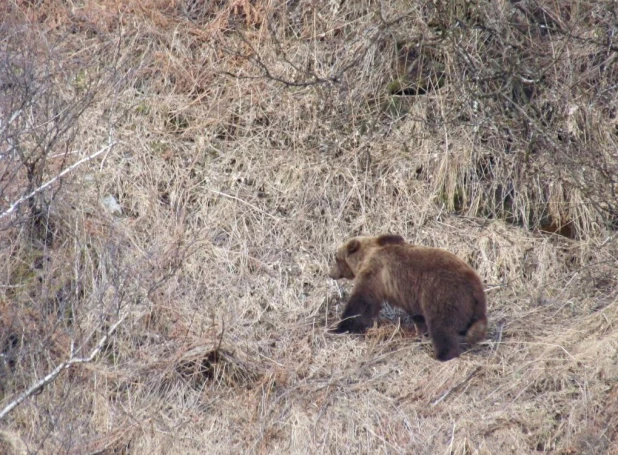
[0,313,128,421]
[0,141,116,220]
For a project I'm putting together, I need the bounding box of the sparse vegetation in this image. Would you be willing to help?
[1,0,617,453]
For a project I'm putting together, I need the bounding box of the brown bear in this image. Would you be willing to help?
[329,234,487,361]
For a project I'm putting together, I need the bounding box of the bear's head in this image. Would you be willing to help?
[328,234,406,280]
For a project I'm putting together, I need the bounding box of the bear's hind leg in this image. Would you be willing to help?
[428,326,461,361]
[465,317,487,346]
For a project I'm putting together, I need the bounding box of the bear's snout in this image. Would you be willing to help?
[329,265,343,280]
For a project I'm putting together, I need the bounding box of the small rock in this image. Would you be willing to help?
[101,195,122,216]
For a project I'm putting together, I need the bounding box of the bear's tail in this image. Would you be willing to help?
[465,316,487,346]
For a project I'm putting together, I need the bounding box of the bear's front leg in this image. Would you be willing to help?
[410,315,428,337]
[332,285,382,334]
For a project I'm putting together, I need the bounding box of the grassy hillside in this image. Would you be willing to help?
[1,0,618,453]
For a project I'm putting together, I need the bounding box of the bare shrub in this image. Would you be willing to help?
[214,0,618,239]
[398,0,618,238]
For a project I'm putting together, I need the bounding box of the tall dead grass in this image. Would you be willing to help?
[1,0,618,453]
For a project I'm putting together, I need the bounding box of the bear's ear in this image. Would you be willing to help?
[346,239,361,255]
[376,234,405,246]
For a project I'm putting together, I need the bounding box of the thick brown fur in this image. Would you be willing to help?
[329,235,487,361]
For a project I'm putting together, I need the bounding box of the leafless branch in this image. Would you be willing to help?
[0,141,116,220]
[0,312,128,421]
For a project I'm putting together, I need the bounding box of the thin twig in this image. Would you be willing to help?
[430,366,482,407]
[208,188,280,221]
[0,313,128,421]
[0,142,117,220]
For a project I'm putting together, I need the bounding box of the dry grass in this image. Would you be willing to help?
[1,0,618,453]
